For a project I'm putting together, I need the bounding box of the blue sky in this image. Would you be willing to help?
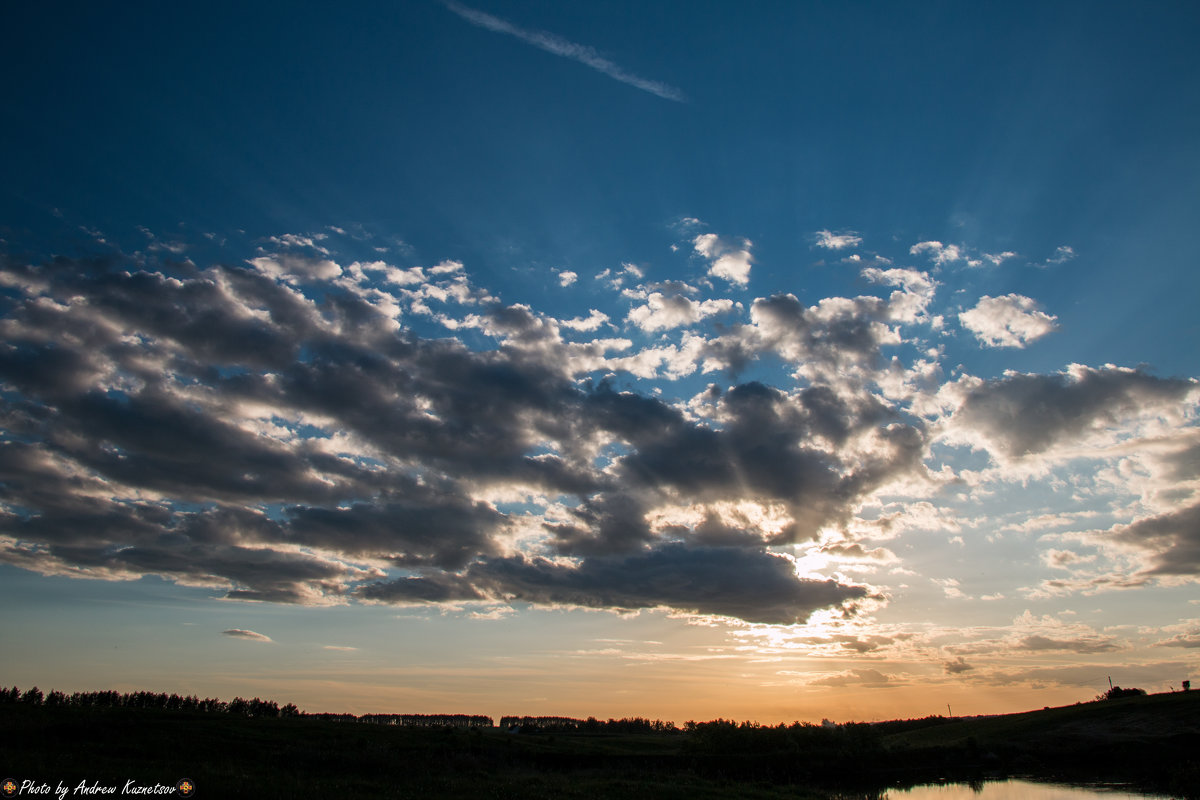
[1,1,1198,722]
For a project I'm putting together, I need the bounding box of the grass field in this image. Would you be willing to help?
[2,691,1197,798]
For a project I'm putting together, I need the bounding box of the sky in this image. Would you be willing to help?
[1,1,1199,724]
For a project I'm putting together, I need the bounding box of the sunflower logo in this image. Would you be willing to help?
[1,779,17,797]
[176,778,195,797]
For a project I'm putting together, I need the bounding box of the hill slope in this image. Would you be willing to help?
[881,690,1199,795]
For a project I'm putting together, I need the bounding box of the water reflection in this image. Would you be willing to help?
[884,778,1170,799]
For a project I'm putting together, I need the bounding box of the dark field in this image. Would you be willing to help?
[2,690,1197,798]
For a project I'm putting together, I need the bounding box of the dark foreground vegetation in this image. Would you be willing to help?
[1,684,1197,799]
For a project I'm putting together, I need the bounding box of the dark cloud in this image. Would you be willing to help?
[363,545,874,625]
[1111,502,1200,576]
[1156,632,1200,649]
[748,293,892,375]
[833,634,900,653]
[1161,440,1200,482]
[1018,635,1120,654]
[811,668,893,686]
[285,491,506,569]
[0,245,922,621]
[222,629,272,642]
[944,657,974,674]
[604,381,923,543]
[954,366,1195,458]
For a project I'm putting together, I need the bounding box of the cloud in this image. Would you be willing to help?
[983,251,1017,265]
[1046,245,1076,265]
[1110,501,1200,576]
[1017,634,1119,654]
[959,293,1058,348]
[560,308,609,332]
[2,228,1194,633]
[362,545,875,625]
[946,365,1195,460]
[0,244,916,623]
[693,233,753,286]
[627,291,735,332]
[813,230,862,250]
[810,668,893,686]
[1156,631,1200,649]
[910,241,963,264]
[1042,549,1096,570]
[248,253,341,282]
[265,233,330,254]
[557,270,578,287]
[439,1,685,102]
[222,629,272,642]
[739,292,910,383]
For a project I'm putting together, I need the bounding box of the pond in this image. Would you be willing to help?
[888,778,1174,799]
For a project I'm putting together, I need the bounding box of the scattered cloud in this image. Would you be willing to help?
[1,226,1195,632]
[910,241,963,264]
[959,293,1057,348]
[222,629,272,642]
[1046,245,1076,265]
[1156,630,1200,649]
[945,364,1196,461]
[983,251,1017,266]
[809,668,893,686]
[1110,501,1200,577]
[560,308,609,332]
[1017,634,1119,654]
[692,233,753,286]
[814,230,862,250]
[627,291,735,332]
[944,657,974,674]
[557,270,578,287]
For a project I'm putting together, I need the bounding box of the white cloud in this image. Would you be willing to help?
[693,233,753,286]
[627,292,735,332]
[814,230,863,250]
[557,270,578,287]
[909,241,964,264]
[595,266,642,291]
[266,233,330,254]
[429,259,465,275]
[983,251,1017,266]
[222,629,272,642]
[861,267,938,324]
[560,309,609,332]
[1046,245,1076,265]
[959,294,1058,348]
[248,254,342,282]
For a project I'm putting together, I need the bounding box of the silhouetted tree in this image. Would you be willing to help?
[1099,686,1147,701]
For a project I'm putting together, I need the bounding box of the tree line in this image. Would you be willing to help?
[1,685,300,718]
[357,713,493,728]
[1,684,681,731]
[498,715,677,733]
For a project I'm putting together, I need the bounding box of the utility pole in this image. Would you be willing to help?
[947,703,952,718]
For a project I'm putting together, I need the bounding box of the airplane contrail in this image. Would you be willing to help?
[440,0,686,103]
